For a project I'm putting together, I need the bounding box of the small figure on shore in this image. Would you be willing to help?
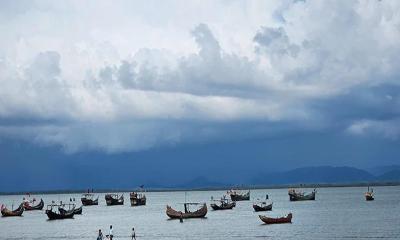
[131,227,136,240]
[97,229,103,240]
[179,212,183,223]
[109,225,113,240]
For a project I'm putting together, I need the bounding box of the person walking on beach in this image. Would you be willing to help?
[97,229,103,240]
[131,227,136,240]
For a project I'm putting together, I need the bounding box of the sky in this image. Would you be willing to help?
[0,0,400,191]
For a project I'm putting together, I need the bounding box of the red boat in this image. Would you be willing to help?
[259,213,292,224]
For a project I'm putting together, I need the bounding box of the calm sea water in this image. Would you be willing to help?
[0,186,399,240]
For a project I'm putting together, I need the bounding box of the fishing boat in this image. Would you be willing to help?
[74,206,83,214]
[59,204,82,215]
[253,202,273,212]
[259,213,292,224]
[253,194,272,212]
[227,190,250,201]
[23,198,44,211]
[58,203,75,214]
[130,192,146,206]
[288,189,316,201]
[166,203,207,219]
[365,187,374,201]
[105,193,124,206]
[210,197,236,210]
[1,203,24,217]
[81,193,98,206]
[46,203,75,220]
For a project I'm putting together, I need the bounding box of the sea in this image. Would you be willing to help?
[0,186,399,240]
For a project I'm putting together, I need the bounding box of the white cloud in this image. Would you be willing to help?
[0,0,399,152]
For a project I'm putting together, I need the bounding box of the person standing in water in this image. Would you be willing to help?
[109,225,113,240]
[97,229,103,240]
[131,227,136,240]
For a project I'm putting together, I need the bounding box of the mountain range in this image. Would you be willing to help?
[252,166,400,185]
[1,163,400,193]
[175,165,400,189]
[2,136,400,193]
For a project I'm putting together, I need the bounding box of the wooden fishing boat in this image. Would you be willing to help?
[365,187,374,201]
[59,204,82,215]
[130,192,146,206]
[1,204,24,217]
[166,203,207,219]
[74,205,83,214]
[227,190,250,201]
[58,207,74,215]
[105,193,124,206]
[259,213,292,224]
[253,202,273,212]
[46,204,74,220]
[24,198,44,211]
[210,198,236,210]
[81,193,98,206]
[288,189,316,201]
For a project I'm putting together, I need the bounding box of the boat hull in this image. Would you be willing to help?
[1,204,24,217]
[166,204,207,219]
[46,209,74,220]
[365,195,374,201]
[210,202,236,210]
[74,206,83,214]
[105,194,124,206]
[130,193,146,206]
[81,197,98,206]
[289,192,316,201]
[130,197,146,206]
[259,213,292,224]
[253,203,272,212]
[60,206,82,215]
[230,191,250,201]
[24,199,44,211]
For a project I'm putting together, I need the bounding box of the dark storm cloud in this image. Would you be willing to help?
[0,0,399,154]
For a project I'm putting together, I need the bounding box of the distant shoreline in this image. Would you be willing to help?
[1,181,399,195]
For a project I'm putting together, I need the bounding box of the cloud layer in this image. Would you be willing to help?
[0,0,399,152]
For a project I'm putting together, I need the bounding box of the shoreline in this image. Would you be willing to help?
[1,181,399,196]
